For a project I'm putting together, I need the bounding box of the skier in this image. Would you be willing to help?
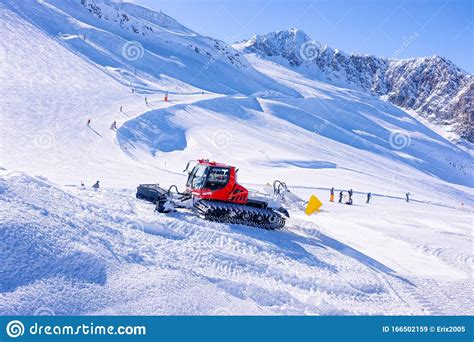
[366,192,371,204]
[330,187,335,202]
[406,192,410,203]
[338,191,343,203]
[111,121,117,130]
[92,180,100,189]
[80,181,85,187]
[87,118,91,126]
[120,105,123,112]
[145,97,148,106]
[164,91,168,102]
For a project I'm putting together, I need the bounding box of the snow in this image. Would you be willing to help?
[236,29,473,143]
[0,0,472,316]
[1,171,472,315]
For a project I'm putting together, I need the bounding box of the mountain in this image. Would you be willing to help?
[1,0,295,96]
[235,29,473,142]
[0,0,472,316]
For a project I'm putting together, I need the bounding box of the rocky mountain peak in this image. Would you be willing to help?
[236,29,473,142]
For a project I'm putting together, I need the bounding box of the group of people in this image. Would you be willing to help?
[87,92,172,130]
[86,118,118,130]
[329,188,411,205]
[81,180,100,189]
[329,188,354,205]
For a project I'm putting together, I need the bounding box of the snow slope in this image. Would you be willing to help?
[1,171,472,315]
[1,0,296,96]
[0,0,472,316]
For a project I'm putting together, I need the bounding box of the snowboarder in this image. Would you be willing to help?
[80,181,84,187]
[366,192,371,204]
[87,118,91,126]
[111,121,117,130]
[330,187,334,202]
[92,181,100,189]
[338,191,343,203]
[406,192,410,202]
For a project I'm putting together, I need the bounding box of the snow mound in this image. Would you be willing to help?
[117,109,187,154]
[0,173,108,293]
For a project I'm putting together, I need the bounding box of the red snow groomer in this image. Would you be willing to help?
[136,159,290,230]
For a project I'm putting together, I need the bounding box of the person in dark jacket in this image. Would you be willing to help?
[92,181,100,189]
[338,191,343,203]
[406,192,410,202]
[344,189,353,205]
[366,192,371,203]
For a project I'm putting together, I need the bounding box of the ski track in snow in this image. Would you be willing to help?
[0,0,472,316]
[0,172,472,315]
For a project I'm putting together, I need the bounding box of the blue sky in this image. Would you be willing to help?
[134,0,473,73]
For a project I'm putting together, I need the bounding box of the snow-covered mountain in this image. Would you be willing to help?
[235,29,473,142]
[1,0,473,316]
[1,0,296,96]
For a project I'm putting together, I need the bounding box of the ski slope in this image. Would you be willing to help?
[1,171,472,315]
[0,0,472,316]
